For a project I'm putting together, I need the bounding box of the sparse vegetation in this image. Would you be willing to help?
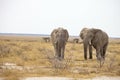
[0,35,120,79]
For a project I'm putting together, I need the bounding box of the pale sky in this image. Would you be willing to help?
[0,0,120,37]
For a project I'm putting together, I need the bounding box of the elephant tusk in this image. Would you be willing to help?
[89,41,91,45]
[88,39,92,45]
[54,41,57,44]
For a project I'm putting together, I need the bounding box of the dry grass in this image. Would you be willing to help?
[0,35,120,79]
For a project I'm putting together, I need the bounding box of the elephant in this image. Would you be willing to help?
[80,28,109,61]
[73,38,79,43]
[42,37,50,42]
[51,27,69,60]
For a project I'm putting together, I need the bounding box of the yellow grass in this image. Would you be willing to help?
[0,35,120,79]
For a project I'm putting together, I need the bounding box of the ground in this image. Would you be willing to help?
[0,35,120,80]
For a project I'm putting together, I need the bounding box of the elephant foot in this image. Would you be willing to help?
[55,57,64,61]
[84,55,87,60]
[89,57,93,59]
[59,57,64,61]
[55,56,61,60]
[97,56,104,62]
[84,58,87,60]
[102,56,105,60]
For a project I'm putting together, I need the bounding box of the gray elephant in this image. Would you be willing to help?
[51,27,69,60]
[80,28,109,61]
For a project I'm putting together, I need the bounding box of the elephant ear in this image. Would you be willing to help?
[51,29,58,36]
[80,28,89,40]
[51,29,58,43]
[64,29,69,42]
[80,32,84,39]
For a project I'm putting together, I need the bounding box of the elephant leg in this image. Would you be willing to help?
[96,48,101,61]
[58,46,61,59]
[54,45,58,58]
[103,44,108,59]
[84,44,88,60]
[89,45,92,59]
[100,48,104,60]
[57,48,60,58]
[61,45,65,59]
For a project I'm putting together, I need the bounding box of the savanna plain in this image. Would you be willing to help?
[0,35,120,80]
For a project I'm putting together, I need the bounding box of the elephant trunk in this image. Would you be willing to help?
[55,37,65,59]
[83,39,89,60]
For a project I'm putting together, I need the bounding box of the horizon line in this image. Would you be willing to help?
[0,32,119,38]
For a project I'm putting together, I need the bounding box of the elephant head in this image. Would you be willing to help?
[80,28,92,45]
[51,27,69,60]
[80,28,109,61]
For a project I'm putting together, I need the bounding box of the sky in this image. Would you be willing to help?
[0,0,120,37]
